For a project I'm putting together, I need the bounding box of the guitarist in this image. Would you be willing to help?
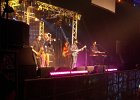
[62,41,71,68]
[62,42,71,57]
[71,41,78,69]
[71,41,84,69]
[31,35,45,75]
[71,41,86,69]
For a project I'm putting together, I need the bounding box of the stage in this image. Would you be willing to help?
[1,1,140,100]
[20,69,140,100]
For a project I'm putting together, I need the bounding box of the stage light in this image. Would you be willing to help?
[118,0,121,2]
[105,68,117,72]
[71,70,88,74]
[35,18,39,21]
[50,70,88,76]
[50,71,70,75]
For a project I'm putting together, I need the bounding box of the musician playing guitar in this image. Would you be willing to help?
[62,42,71,57]
[71,41,86,69]
[62,41,71,67]
[31,35,47,68]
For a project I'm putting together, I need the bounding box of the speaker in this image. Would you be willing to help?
[96,65,105,73]
[87,66,95,73]
[56,67,71,71]
[0,18,29,48]
[87,65,105,73]
[39,67,55,78]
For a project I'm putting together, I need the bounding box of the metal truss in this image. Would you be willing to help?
[36,1,81,44]
[72,18,78,44]
[1,0,20,12]
[26,6,36,24]
[39,21,44,35]
[1,0,81,44]
[8,0,20,8]
[36,1,81,20]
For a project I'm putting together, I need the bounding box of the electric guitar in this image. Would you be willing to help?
[31,49,40,58]
[72,45,86,56]
[62,47,71,57]
[60,26,71,57]
[31,46,44,58]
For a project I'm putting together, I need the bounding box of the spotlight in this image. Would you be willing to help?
[118,0,121,2]
[35,18,39,21]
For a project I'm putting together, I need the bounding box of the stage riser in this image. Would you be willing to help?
[24,74,106,100]
[23,70,140,100]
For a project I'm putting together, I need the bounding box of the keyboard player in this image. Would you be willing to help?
[90,41,106,65]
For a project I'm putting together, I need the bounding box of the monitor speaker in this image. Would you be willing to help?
[39,67,55,78]
[87,66,95,73]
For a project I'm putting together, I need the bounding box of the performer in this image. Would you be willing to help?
[71,41,79,69]
[71,41,86,69]
[90,41,106,66]
[90,41,99,55]
[39,45,46,67]
[31,35,47,68]
[42,33,55,54]
[62,41,71,68]
[43,33,55,67]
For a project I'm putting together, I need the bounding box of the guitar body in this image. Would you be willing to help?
[32,48,40,58]
[72,52,78,56]
[31,47,48,67]
[63,51,71,57]
[63,46,69,57]
[62,42,71,57]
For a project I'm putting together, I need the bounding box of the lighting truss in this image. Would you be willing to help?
[39,21,44,35]
[36,1,81,44]
[1,0,81,44]
[8,0,20,8]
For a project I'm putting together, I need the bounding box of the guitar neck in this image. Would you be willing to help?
[74,46,86,52]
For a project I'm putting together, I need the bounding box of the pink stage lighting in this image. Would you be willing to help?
[71,70,88,74]
[50,71,70,76]
[105,68,117,72]
[50,70,88,76]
